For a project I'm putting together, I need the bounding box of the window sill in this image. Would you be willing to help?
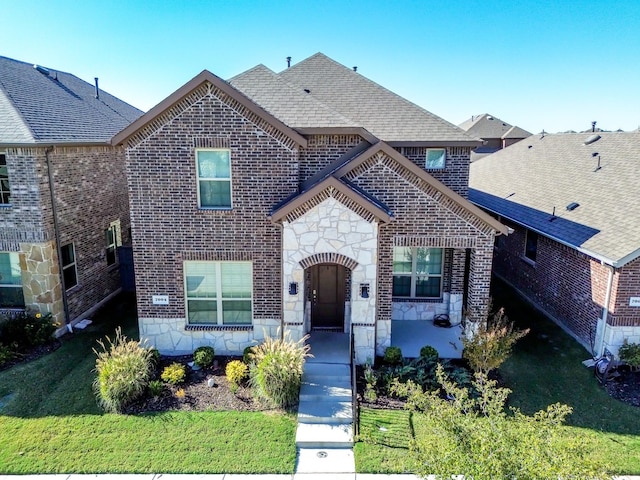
[197,207,233,212]
[521,256,537,267]
[0,204,12,208]
[66,284,82,294]
[185,324,252,331]
[107,263,119,272]
[392,297,444,303]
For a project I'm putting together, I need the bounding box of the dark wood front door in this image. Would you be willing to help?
[310,264,345,331]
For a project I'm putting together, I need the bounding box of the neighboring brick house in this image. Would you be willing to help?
[470,131,640,357]
[459,113,531,161]
[113,53,507,363]
[0,56,141,328]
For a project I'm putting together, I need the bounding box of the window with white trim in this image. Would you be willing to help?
[61,243,78,290]
[0,154,11,204]
[0,252,24,307]
[105,222,121,266]
[393,247,443,298]
[524,230,538,262]
[196,149,232,208]
[425,148,446,169]
[184,261,252,325]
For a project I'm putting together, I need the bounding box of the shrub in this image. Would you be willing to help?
[148,348,161,366]
[226,360,248,393]
[243,345,255,365]
[193,346,215,368]
[463,306,528,375]
[0,311,56,350]
[383,346,403,365]
[618,342,640,369]
[93,327,154,413]
[363,363,378,403]
[249,329,311,408]
[0,344,14,366]
[148,380,164,397]
[161,363,186,385]
[419,345,438,360]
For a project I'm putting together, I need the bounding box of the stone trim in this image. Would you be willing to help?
[184,324,253,331]
[193,137,230,149]
[299,252,359,271]
[394,236,478,249]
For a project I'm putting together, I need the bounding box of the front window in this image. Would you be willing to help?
[426,148,446,169]
[393,247,443,298]
[184,261,252,325]
[0,154,11,204]
[196,149,232,208]
[524,230,538,262]
[0,252,24,307]
[61,243,78,290]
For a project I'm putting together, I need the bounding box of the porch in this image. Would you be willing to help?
[391,320,463,359]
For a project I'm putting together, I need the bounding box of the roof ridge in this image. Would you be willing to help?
[228,63,275,82]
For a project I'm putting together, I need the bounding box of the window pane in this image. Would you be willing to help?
[392,247,413,273]
[392,275,411,297]
[221,262,252,298]
[61,244,74,266]
[63,266,77,289]
[416,276,441,297]
[0,286,25,308]
[525,231,538,261]
[416,248,442,275]
[197,150,230,179]
[185,262,217,298]
[222,300,252,324]
[106,228,115,246]
[199,180,231,208]
[0,252,22,286]
[106,247,116,266]
[426,149,445,169]
[188,300,217,324]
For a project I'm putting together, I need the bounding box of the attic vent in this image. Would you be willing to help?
[584,134,601,145]
[33,64,50,76]
[566,202,580,211]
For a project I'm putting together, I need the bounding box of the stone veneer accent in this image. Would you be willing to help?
[282,196,378,360]
[392,292,464,325]
[19,241,64,325]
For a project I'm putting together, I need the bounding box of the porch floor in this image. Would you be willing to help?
[391,320,463,359]
[306,331,350,364]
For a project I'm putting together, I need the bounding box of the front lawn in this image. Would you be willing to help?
[355,278,640,475]
[0,294,297,474]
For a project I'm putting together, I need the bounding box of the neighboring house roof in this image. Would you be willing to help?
[0,55,142,145]
[233,53,478,145]
[459,113,531,140]
[469,132,640,267]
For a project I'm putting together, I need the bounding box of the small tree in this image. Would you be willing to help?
[391,366,610,479]
[463,305,528,375]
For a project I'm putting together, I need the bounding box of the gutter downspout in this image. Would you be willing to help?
[597,264,615,357]
[45,147,71,331]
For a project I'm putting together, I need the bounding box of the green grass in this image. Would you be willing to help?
[355,278,640,475]
[0,294,297,474]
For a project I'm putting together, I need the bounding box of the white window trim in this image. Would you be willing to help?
[105,220,121,266]
[195,148,232,210]
[184,261,253,326]
[425,148,446,170]
[61,243,78,291]
[393,247,444,299]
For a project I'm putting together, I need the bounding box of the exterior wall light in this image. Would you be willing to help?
[360,283,370,298]
[289,282,298,295]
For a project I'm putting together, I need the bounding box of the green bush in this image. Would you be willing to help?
[0,344,14,366]
[148,348,161,366]
[618,342,640,369]
[193,346,215,368]
[0,311,56,350]
[243,345,255,365]
[147,380,164,397]
[419,345,438,360]
[226,360,248,393]
[249,330,311,408]
[161,363,186,385]
[93,327,154,413]
[383,346,403,365]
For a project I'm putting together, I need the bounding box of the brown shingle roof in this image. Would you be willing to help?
[459,113,531,140]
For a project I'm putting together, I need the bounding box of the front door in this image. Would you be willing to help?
[310,264,345,331]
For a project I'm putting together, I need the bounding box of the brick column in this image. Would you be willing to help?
[466,238,494,323]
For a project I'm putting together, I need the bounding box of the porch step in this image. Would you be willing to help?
[297,400,352,424]
[295,423,354,448]
[299,382,352,402]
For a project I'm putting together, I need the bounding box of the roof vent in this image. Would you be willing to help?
[566,202,580,211]
[33,64,50,76]
[353,66,358,72]
[303,88,311,94]
[584,134,601,145]
[286,56,291,68]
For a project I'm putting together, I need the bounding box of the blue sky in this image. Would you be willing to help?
[2,0,639,133]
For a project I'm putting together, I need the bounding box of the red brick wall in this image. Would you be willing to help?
[126,91,298,321]
[298,134,363,185]
[609,257,640,326]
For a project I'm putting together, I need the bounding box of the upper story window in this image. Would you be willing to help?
[524,229,538,263]
[196,149,232,209]
[184,261,252,325]
[393,247,443,298]
[0,154,11,204]
[426,148,446,170]
[61,243,78,290]
[0,252,24,308]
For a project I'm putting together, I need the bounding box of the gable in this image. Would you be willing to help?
[112,70,307,151]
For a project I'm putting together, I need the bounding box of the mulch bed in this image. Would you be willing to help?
[603,368,640,407]
[0,340,62,372]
